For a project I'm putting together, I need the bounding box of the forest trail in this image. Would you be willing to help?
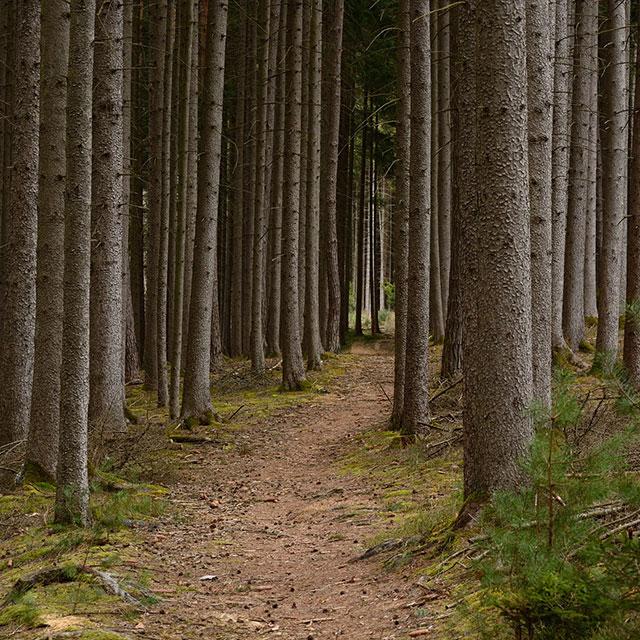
[137,341,417,640]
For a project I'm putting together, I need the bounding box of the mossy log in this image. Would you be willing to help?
[4,565,141,606]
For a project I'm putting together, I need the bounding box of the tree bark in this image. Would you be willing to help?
[90,0,125,433]
[170,0,195,418]
[320,0,344,353]
[280,0,307,390]
[527,0,553,405]
[303,0,324,370]
[563,0,597,349]
[26,0,69,480]
[0,0,39,456]
[623,21,640,385]
[391,0,411,425]
[181,0,228,419]
[143,0,167,392]
[596,0,629,358]
[55,0,95,526]
[551,0,572,350]
[402,0,431,436]
[464,0,533,500]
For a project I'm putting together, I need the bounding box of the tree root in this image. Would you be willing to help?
[5,566,142,606]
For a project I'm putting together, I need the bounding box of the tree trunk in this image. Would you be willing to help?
[250,0,271,374]
[551,0,572,350]
[181,0,228,419]
[170,0,195,418]
[156,4,176,406]
[527,0,553,405]
[402,0,431,436]
[280,0,307,391]
[623,21,640,385]
[0,0,39,457]
[563,0,597,349]
[596,0,629,358]
[303,0,324,370]
[436,0,451,318]
[265,0,285,356]
[144,0,167,392]
[90,0,125,433]
[463,0,533,501]
[391,0,410,425]
[354,98,367,336]
[26,0,69,481]
[55,0,95,526]
[320,0,344,352]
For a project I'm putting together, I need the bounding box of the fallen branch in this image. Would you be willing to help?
[5,566,142,606]
[168,434,218,444]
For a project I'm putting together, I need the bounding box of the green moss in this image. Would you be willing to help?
[579,339,595,353]
[81,631,130,640]
[183,416,199,431]
[23,460,56,486]
[0,595,42,628]
[585,315,598,328]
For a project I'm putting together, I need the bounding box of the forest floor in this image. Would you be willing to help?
[0,338,470,640]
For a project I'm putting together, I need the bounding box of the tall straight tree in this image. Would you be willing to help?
[181,0,228,420]
[170,0,195,418]
[402,0,430,436]
[0,0,39,460]
[250,0,271,374]
[320,0,344,353]
[303,0,324,370]
[391,0,411,426]
[527,0,553,405]
[90,0,125,432]
[563,0,597,349]
[26,0,70,480]
[596,0,628,358]
[55,0,96,526]
[551,0,571,350]
[156,3,175,406]
[463,0,533,503]
[280,0,307,390]
[144,0,167,391]
[623,19,640,385]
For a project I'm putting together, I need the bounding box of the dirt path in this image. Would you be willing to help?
[137,344,418,639]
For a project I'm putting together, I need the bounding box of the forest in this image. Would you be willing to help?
[1,0,640,638]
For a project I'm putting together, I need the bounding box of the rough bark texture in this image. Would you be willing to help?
[436,1,451,318]
[230,15,246,358]
[280,0,307,390]
[303,0,324,371]
[170,0,195,418]
[464,0,534,499]
[623,23,640,384]
[55,0,95,526]
[320,0,344,353]
[596,0,628,358]
[402,0,430,436]
[90,0,125,433]
[26,0,69,480]
[551,0,571,349]
[527,0,553,405]
[250,0,270,374]
[265,0,285,356]
[0,0,39,455]
[563,0,597,349]
[391,0,410,426]
[156,4,175,406]
[143,0,167,391]
[181,0,228,419]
